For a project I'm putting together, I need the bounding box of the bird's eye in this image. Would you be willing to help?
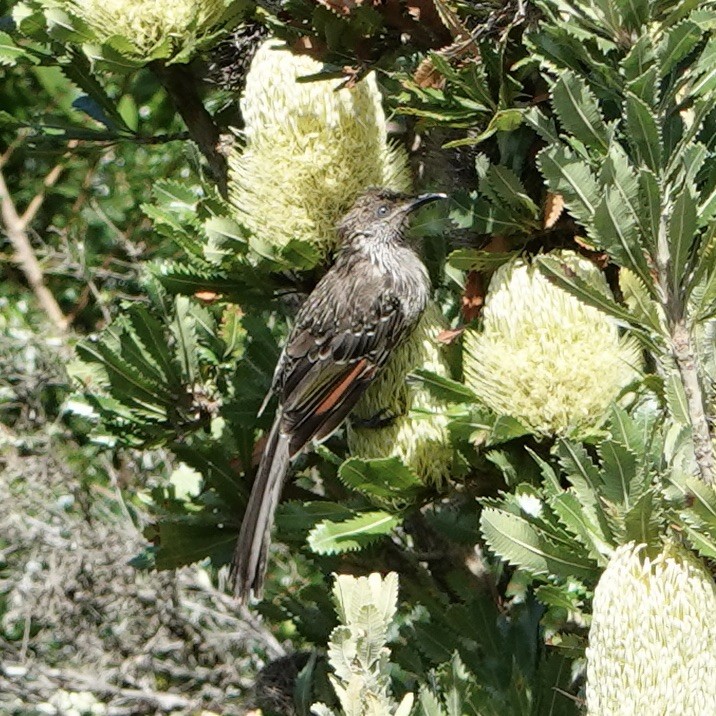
[376,205,389,217]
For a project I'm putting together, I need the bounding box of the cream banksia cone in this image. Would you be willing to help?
[228,40,411,261]
[586,542,716,715]
[463,252,641,437]
[347,303,453,486]
[66,0,230,59]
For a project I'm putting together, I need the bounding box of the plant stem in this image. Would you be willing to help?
[656,211,715,485]
[151,62,228,197]
[671,319,714,484]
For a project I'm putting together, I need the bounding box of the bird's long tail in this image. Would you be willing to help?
[231,415,291,603]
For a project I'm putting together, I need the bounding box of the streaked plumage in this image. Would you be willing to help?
[231,188,445,602]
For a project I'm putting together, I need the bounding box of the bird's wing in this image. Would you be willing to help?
[273,267,408,455]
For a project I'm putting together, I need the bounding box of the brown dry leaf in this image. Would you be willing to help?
[543,192,565,229]
[573,234,598,251]
[194,290,221,303]
[437,327,464,344]
[414,56,446,89]
[461,270,485,322]
[574,238,610,269]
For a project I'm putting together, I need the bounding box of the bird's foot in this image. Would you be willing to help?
[352,407,401,429]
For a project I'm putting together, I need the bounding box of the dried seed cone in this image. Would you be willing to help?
[67,0,229,58]
[463,252,641,437]
[347,303,452,485]
[586,542,716,716]
[228,40,411,262]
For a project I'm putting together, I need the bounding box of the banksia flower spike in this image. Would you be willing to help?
[586,542,716,716]
[347,303,453,486]
[228,40,411,264]
[463,252,641,438]
[67,0,231,60]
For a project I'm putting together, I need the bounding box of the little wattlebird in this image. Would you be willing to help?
[231,187,446,602]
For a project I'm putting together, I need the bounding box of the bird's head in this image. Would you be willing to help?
[337,187,446,249]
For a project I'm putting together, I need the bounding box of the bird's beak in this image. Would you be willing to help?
[404,192,448,213]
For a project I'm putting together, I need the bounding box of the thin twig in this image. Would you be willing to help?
[0,165,68,333]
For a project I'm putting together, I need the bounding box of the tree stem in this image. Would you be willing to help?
[151,62,228,197]
[671,319,715,485]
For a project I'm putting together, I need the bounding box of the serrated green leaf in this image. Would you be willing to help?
[447,249,513,272]
[280,238,321,270]
[625,92,662,171]
[534,584,584,613]
[551,71,609,152]
[471,199,532,235]
[556,439,614,543]
[419,686,448,716]
[170,296,200,382]
[171,442,246,509]
[338,457,423,506]
[598,144,655,279]
[523,106,560,144]
[204,215,248,252]
[219,304,245,358]
[154,520,235,569]
[480,508,598,582]
[622,488,661,546]
[615,0,649,30]
[485,165,540,217]
[276,501,355,542]
[76,339,172,417]
[537,145,600,227]
[668,183,698,291]
[550,492,611,562]
[598,439,638,508]
[127,305,179,384]
[0,30,34,66]
[658,20,702,77]
[638,167,661,249]
[689,36,716,98]
[411,369,477,403]
[153,180,198,220]
[535,255,661,342]
[592,187,642,270]
[44,6,95,44]
[61,49,133,133]
[307,511,401,555]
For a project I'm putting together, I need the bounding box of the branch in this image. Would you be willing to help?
[671,319,714,484]
[151,62,229,197]
[0,165,68,333]
[656,211,715,484]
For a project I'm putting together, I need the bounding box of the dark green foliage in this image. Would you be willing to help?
[6,0,716,711]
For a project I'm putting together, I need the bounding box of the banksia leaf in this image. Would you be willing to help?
[312,572,412,716]
[463,252,641,438]
[347,303,453,485]
[586,542,716,715]
[229,40,411,265]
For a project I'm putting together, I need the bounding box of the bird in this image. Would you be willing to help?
[231,187,447,602]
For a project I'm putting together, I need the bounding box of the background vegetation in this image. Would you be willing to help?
[2,0,716,714]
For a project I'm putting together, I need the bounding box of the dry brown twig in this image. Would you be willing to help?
[0,137,80,334]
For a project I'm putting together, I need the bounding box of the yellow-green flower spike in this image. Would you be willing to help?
[68,0,230,59]
[586,542,716,716]
[347,303,452,486]
[228,40,411,263]
[463,252,641,438]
